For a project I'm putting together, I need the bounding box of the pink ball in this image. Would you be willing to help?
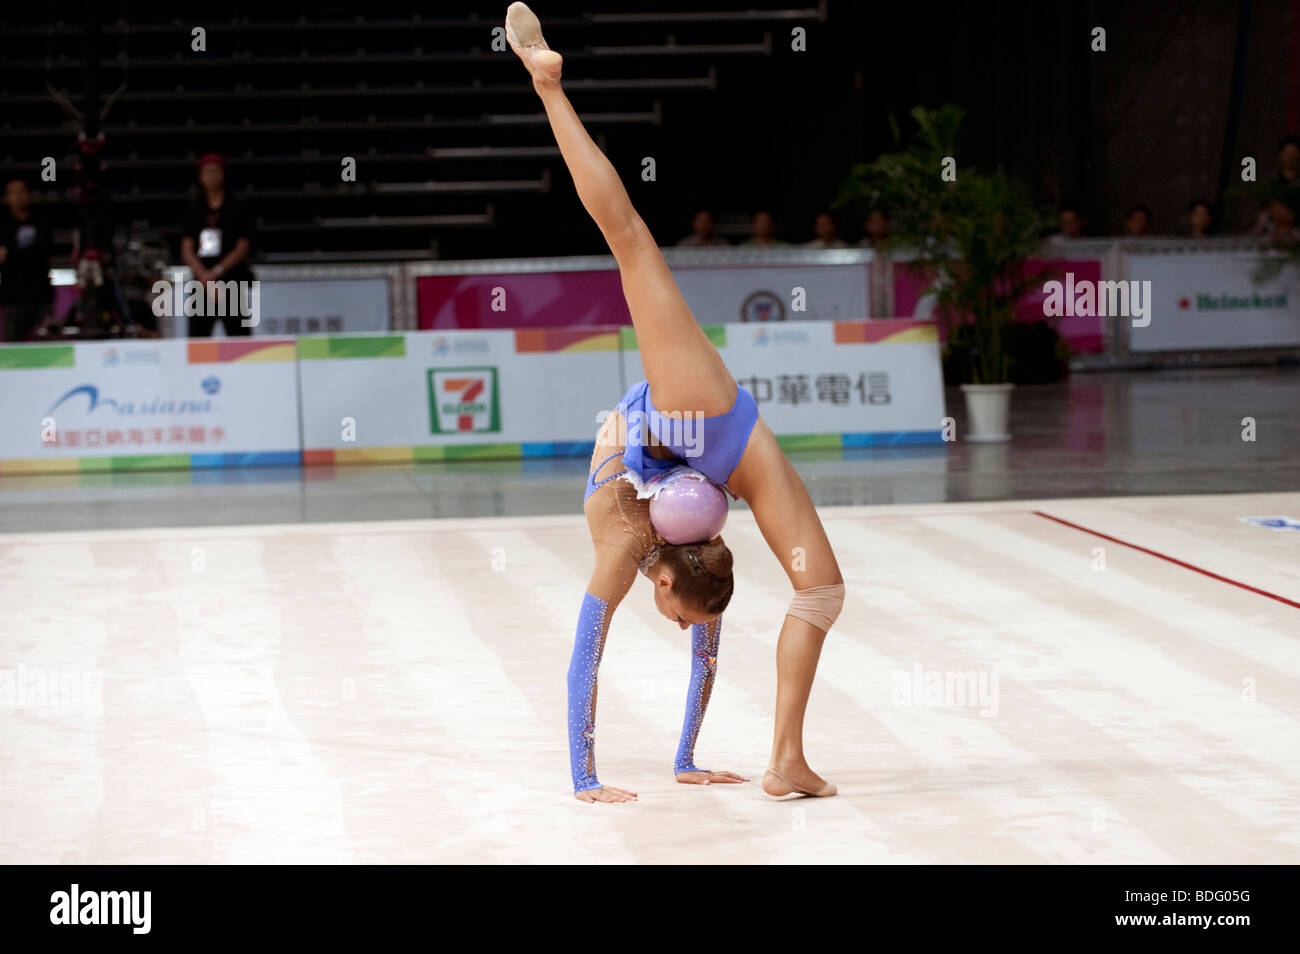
[649,469,729,544]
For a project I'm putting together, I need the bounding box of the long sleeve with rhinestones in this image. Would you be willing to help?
[674,616,721,774]
[567,592,610,792]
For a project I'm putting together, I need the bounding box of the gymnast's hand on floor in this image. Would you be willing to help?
[575,784,639,804]
[674,769,749,786]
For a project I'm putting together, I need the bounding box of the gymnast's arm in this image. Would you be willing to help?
[566,504,642,797]
[674,615,723,777]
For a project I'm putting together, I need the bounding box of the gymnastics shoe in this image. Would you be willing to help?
[763,763,837,798]
[505,3,563,84]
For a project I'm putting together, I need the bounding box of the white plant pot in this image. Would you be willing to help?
[960,382,1015,442]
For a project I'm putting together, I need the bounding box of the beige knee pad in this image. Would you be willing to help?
[786,583,845,634]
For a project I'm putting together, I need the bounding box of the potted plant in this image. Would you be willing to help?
[835,105,1051,441]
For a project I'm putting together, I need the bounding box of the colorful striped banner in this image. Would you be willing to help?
[298,336,405,360]
[618,325,727,351]
[0,345,76,370]
[2,320,944,472]
[834,320,938,344]
[186,340,297,364]
[0,451,300,475]
[777,430,945,452]
[304,441,602,466]
[514,328,621,353]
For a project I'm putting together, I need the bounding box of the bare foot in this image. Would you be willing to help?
[762,758,836,798]
[675,769,750,786]
[574,784,638,804]
[505,2,564,90]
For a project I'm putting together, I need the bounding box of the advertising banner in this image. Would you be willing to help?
[671,264,868,324]
[166,276,391,337]
[416,263,869,329]
[1125,252,1300,351]
[1,322,947,471]
[0,338,301,473]
[296,327,626,464]
[620,319,945,447]
[417,272,630,330]
[253,277,390,336]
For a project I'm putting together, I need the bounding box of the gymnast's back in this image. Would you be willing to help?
[581,408,674,599]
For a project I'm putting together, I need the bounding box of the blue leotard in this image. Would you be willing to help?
[583,378,758,501]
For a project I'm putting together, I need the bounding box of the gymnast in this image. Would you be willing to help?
[505,2,846,803]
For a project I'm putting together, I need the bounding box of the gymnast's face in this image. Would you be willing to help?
[652,572,714,630]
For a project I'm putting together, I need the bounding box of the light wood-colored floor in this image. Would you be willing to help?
[2,491,1297,863]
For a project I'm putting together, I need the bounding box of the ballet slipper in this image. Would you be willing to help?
[763,764,837,798]
[505,2,563,84]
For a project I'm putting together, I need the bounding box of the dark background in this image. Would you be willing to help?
[0,0,1294,261]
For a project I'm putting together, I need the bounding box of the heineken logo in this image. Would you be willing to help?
[1179,293,1288,311]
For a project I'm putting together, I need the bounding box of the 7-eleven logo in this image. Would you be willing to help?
[427,367,500,434]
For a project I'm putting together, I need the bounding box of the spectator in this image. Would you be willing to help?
[740,210,788,246]
[1272,199,1300,240]
[0,177,53,342]
[675,209,729,247]
[180,153,256,337]
[857,207,894,316]
[856,208,891,248]
[1253,198,1300,242]
[805,211,847,249]
[1277,135,1300,183]
[1253,136,1300,233]
[1123,204,1151,236]
[1055,204,1087,239]
[1187,199,1214,237]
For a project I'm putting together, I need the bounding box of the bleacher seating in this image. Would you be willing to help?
[0,2,828,264]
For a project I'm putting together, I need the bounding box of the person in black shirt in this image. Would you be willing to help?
[180,153,255,336]
[1252,136,1300,236]
[0,178,54,342]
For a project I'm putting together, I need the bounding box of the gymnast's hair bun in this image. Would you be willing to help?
[696,537,732,577]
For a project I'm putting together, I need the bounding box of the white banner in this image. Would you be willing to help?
[0,321,945,471]
[0,339,300,469]
[166,276,391,337]
[621,320,946,441]
[672,264,869,323]
[1126,252,1300,351]
[297,329,626,457]
[254,277,390,336]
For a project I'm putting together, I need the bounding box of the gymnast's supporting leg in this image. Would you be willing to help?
[765,584,845,797]
[739,441,846,797]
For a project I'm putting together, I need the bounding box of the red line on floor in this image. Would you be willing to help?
[1033,510,1300,610]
